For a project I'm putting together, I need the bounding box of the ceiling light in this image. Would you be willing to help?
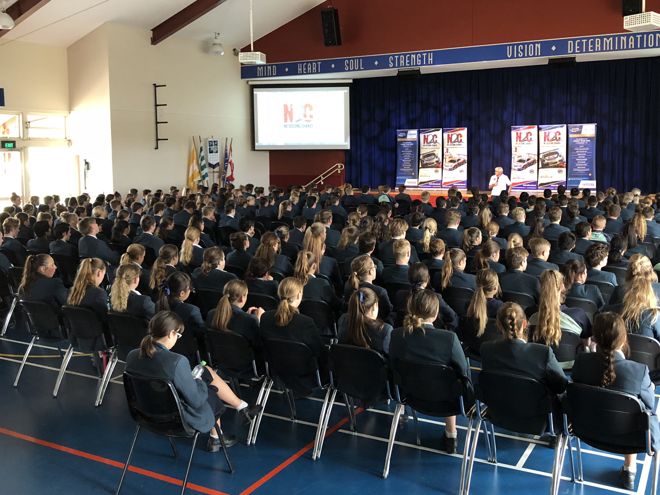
[208,32,224,56]
[0,10,14,30]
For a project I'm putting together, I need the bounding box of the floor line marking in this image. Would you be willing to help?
[0,355,101,381]
[0,426,229,495]
[239,408,363,495]
[515,443,536,468]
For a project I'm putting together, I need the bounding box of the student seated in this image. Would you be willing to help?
[49,222,78,258]
[338,287,393,355]
[67,258,108,321]
[465,269,504,345]
[274,225,300,262]
[109,263,155,319]
[423,238,445,271]
[498,247,540,302]
[415,218,438,260]
[389,290,470,454]
[357,232,384,279]
[562,259,605,309]
[471,239,505,274]
[2,217,28,266]
[225,232,253,273]
[180,226,204,271]
[294,250,342,311]
[77,217,119,265]
[149,244,179,295]
[525,238,559,277]
[17,254,68,311]
[462,227,482,260]
[500,207,530,239]
[245,257,279,299]
[548,231,583,266]
[436,210,464,249]
[585,242,618,286]
[333,226,360,265]
[191,247,236,293]
[343,254,393,323]
[571,312,660,490]
[125,311,261,452]
[610,254,660,306]
[26,221,51,254]
[437,248,476,292]
[607,235,629,269]
[621,270,660,340]
[254,232,293,277]
[302,222,342,291]
[381,239,412,286]
[206,279,263,347]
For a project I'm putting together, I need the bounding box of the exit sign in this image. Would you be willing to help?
[1,141,16,149]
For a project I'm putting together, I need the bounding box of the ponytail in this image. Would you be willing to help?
[346,288,379,348]
[293,250,316,285]
[110,263,140,312]
[210,280,247,331]
[68,258,106,306]
[349,254,373,291]
[592,312,628,387]
[275,277,303,326]
[201,247,224,276]
[420,218,437,253]
[495,302,527,340]
[19,254,51,296]
[120,243,145,266]
[139,310,184,358]
[441,249,466,290]
[150,244,178,290]
[180,227,200,266]
[467,286,488,337]
[403,290,439,334]
[156,271,191,312]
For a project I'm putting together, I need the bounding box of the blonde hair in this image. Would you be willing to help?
[120,243,145,266]
[349,254,374,291]
[68,258,106,306]
[622,255,660,331]
[110,264,141,312]
[210,279,248,331]
[150,244,178,290]
[255,232,280,270]
[496,302,527,340]
[302,222,326,274]
[275,277,303,326]
[403,289,439,334]
[337,226,359,251]
[180,226,201,266]
[533,270,564,347]
[389,218,408,238]
[507,233,524,250]
[293,250,317,284]
[466,269,501,336]
[420,218,437,253]
[440,248,466,290]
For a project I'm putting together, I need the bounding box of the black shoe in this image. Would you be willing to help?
[440,434,457,454]
[206,434,237,452]
[239,404,262,424]
[620,468,635,491]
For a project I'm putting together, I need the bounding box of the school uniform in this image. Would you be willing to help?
[271,254,294,277]
[447,271,477,291]
[49,239,78,258]
[500,221,531,239]
[191,267,237,292]
[288,229,305,247]
[381,264,409,286]
[1,236,27,266]
[573,238,595,256]
[114,291,155,320]
[325,227,341,249]
[247,278,279,299]
[604,218,624,235]
[586,268,618,287]
[499,269,541,302]
[424,258,445,271]
[567,283,605,309]
[78,235,119,265]
[343,280,393,323]
[393,290,459,332]
[543,224,570,242]
[75,285,109,321]
[629,310,660,341]
[525,258,559,278]
[0,252,11,273]
[206,306,260,347]
[20,275,68,311]
[436,228,464,249]
[377,239,420,266]
[280,241,300,262]
[26,237,50,254]
[319,255,342,292]
[173,210,192,227]
[170,299,207,362]
[337,315,393,354]
[259,311,322,358]
[225,250,252,273]
[548,250,583,266]
[302,275,342,312]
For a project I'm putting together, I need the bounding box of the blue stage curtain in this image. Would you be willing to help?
[346,56,660,192]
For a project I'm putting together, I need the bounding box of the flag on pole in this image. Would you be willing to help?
[226,138,235,183]
[186,137,200,192]
[198,135,208,184]
[222,137,229,187]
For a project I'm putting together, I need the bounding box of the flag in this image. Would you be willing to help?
[198,136,208,184]
[222,137,229,187]
[227,138,235,183]
[186,137,200,191]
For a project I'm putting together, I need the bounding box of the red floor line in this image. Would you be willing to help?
[239,408,364,495]
[0,426,229,495]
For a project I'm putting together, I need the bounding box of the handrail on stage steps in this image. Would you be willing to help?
[303,163,344,189]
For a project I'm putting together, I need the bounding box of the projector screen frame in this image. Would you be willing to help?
[250,83,351,151]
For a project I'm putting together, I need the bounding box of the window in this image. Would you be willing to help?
[26,147,78,199]
[0,113,21,139]
[0,151,23,203]
[25,113,67,139]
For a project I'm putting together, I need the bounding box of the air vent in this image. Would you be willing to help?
[624,11,660,31]
[238,51,267,65]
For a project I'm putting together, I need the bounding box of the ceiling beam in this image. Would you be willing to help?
[0,0,51,37]
[151,0,226,46]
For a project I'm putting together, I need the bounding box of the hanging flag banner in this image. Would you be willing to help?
[511,125,539,191]
[567,124,597,189]
[537,124,567,189]
[417,128,443,188]
[207,138,220,168]
[441,128,468,189]
[395,129,419,186]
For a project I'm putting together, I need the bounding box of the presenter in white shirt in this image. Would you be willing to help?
[488,167,512,196]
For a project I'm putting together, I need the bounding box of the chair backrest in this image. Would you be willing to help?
[565,382,649,454]
[391,358,473,417]
[384,282,411,302]
[459,317,500,359]
[442,286,474,316]
[585,280,614,304]
[142,246,157,269]
[107,312,149,361]
[0,247,22,267]
[299,299,336,338]
[19,300,66,340]
[61,305,107,348]
[502,291,536,310]
[51,254,78,288]
[194,289,223,318]
[122,371,195,437]
[246,293,279,311]
[477,370,555,435]
[552,330,583,364]
[216,226,238,246]
[206,328,257,377]
[262,338,320,393]
[603,265,627,286]
[564,296,599,320]
[329,344,389,406]
[224,264,245,279]
[627,333,660,372]
[7,267,22,295]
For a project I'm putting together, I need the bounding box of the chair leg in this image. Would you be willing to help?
[179,433,199,495]
[215,426,234,474]
[95,350,118,407]
[566,437,576,482]
[343,393,357,433]
[312,387,333,460]
[114,425,141,495]
[314,388,337,461]
[0,297,17,336]
[13,336,36,388]
[283,388,297,421]
[576,438,583,482]
[168,437,178,458]
[459,416,475,495]
[410,408,421,446]
[53,345,74,397]
[247,378,268,445]
[382,403,404,479]
[249,378,273,445]
[462,416,483,495]
[550,434,568,495]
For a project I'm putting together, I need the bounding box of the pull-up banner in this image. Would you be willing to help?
[567,124,597,189]
[442,128,468,189]
[395,129,419,186]
[538,124,567,188]
[511,125,539,191]
[418,128,443,188]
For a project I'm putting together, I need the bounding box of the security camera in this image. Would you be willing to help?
[233,48,240,57]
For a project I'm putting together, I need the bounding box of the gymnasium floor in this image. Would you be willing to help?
[0,325,657,495]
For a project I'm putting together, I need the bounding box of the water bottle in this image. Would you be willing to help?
[192,361,207,380]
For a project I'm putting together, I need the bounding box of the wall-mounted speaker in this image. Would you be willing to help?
[623,0,645,16]
[321,7,341,46]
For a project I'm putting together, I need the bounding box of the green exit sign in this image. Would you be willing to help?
[1,141,16,149]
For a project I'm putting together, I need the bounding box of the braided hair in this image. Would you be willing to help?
[495,302,527,340]
[592,312,628,387]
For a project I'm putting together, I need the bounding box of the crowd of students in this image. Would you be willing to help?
[1,182,660,489]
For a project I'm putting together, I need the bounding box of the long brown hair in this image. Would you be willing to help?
[110,263,141,312]
[255,232,280,270]
[346,287,382,348]
[592,312,629,387]
[495,302,527,340]
[201,246,224,275]
[532,270,564,347]
[349,254,374,291]
[440,248,466,290]
[403,289,439,334]
[210,279,248,331]
[275,277,302,326]
[68,258,106,306]
[473,240,500,272]
[150,244,178,290]
[302,222,326,273]
[139,310,184,358]
[18,254,52,295]
[467,269,501,337]
[462,227,482,252]
[293,250,317,285]
[337,226,359,251]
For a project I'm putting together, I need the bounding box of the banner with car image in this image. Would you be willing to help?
[417,128,443,188]
[567,123,597,189]
[441,128,468,189]
[537,124,567,188]
[510,125,539,191]
[395,129,420,186]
